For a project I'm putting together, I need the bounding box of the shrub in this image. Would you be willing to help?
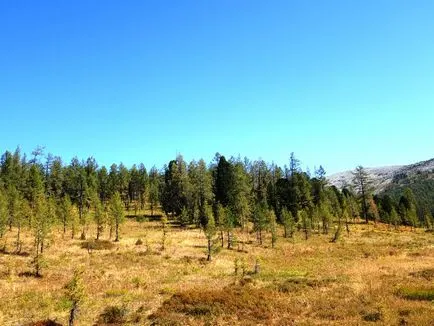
[98,305,128,324]
[81,240,115,250]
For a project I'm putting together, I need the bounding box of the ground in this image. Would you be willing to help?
[0,211,433,325]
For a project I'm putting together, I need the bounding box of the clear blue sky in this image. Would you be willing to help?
[1,1,433,174]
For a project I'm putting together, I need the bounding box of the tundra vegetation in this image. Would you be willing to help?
[0,147,433,325]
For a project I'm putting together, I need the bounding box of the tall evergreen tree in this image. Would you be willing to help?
[352,166,372,223]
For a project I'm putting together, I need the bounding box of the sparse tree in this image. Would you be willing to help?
[269,209,277,248]
[161,216,168,251]
[203,205,216,261]
[148,166,160,217]
[92,193,105,240]
[110,192,124,242]
[64,269,86,326]
[281,207,294,238]
[352,166,372,224]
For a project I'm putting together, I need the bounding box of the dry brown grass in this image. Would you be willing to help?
[0,210,433,325]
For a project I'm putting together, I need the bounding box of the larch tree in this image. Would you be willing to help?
[352,166,372,224]
[60,195,72,235]
[148,166,160,217]
[253,202,268,245]
[110,191,124,242]
[203,204,216,261]
[269,209,278,248]
[281,207,294,238]
[92,193,105,240]
[64,269,86,326]
[0,188,7,240]
[32,194,53,277]
[229,161,251,231]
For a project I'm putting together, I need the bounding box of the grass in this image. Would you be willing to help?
[398,287,434,301]
[0,208,433,325]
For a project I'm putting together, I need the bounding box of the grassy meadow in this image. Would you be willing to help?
[0,208,433,326]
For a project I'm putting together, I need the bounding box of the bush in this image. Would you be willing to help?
[98,305,128,324]
[81,240,115,251]
[135,238,143,246]
[362,310,382,322]
[24,320,62,326]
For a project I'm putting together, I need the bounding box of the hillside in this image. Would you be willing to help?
[328,158,434,213]
[327,158,434,193]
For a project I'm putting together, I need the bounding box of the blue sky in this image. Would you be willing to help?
[1,1,433,174]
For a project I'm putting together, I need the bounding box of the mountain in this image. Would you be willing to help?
[328,158,434,212]
[327,158,434,193]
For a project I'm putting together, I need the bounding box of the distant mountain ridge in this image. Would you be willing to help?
[327,157,434,193]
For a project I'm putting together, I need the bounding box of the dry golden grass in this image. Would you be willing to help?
[0,210,433,325]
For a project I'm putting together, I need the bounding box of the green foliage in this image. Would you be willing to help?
[253,203,268,245]
[397,287,434,301]
[98,305,128,324]
[110,191,124,241]
[0,188,7,237]
[281,207,294,238]
[204,205,217,261]
[64,269,86,311]
[269,209,277,248]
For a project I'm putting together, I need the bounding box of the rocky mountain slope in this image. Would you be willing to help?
[327,158,434,193]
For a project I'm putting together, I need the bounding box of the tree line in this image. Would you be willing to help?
[0,147,432,264]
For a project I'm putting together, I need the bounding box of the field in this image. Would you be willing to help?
[0,210,433,326]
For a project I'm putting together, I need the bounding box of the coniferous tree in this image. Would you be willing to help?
[0,188,7,239]
[64,269,86,326]
[352,166,372,223]
[269,209,278,248]
[92,193,105,240]
[60,195,72,235]
[230,160,251,230]
[390,207,400,230]
[110,191,124,242]
[281,207,294,238]
[299,209,311,240]
[70,205,79,239]
[148,166,160,217]
[253,202,268,245]
[203,205,216,261]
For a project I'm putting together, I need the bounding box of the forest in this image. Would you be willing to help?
[0,147,433,325]
[1,147,432,248]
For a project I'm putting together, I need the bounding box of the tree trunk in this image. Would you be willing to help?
[115,222,119,242]
[69,302,78,326]
[227,231,232,249]
[16,223,21,253]
[207,238,212,261]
